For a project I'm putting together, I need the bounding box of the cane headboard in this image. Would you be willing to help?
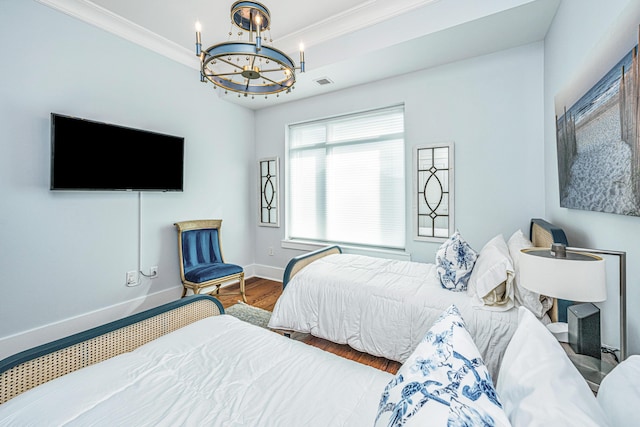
[529,218,571,323]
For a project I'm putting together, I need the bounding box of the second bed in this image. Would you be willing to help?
[268,219,567,378]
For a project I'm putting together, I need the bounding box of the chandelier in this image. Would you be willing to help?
[195,1,306,99]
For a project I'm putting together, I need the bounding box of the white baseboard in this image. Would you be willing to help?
[0,264,284,360]
[252,264,285,282]
[0,287,181,360]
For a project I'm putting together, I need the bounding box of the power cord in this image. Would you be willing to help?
[601,346,620,363]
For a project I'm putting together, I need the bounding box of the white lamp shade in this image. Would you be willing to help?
[519,248,606,302]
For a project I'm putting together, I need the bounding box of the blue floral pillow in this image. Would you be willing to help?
[374,305,511,427]
[436,231,478,291]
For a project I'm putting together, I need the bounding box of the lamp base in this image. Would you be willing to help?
[568,353,614,393]
[568,303,601,359]
[546,322,568,342]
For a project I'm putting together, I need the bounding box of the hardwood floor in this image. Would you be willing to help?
[213,277,401,374]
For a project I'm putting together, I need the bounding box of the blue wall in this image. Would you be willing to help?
[544,0,640,355]
[254,43,545,268]
[2,0,638,361]
[0,0,255,358]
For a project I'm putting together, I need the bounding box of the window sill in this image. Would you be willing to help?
[281,239,411,261]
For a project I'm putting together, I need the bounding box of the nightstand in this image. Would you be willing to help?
[561,343,617,393]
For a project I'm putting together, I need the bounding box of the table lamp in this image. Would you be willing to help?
[519,243,627,392]
[519,244,605,351]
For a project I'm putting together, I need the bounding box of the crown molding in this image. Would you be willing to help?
[35,0,438,69]
[275,0,439,54]
[36,0,199,70]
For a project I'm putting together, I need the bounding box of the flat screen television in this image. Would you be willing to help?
[50,113,184,191]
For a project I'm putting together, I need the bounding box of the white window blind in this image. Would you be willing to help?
[287,105,405,249]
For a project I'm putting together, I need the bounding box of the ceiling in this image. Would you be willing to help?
[37,0,560,110]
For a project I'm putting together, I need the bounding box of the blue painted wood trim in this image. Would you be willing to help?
[0,295,224,375]
[282,245,342,288]
[530,218,569,245]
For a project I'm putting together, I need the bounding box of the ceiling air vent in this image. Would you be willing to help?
[314,77,334,86]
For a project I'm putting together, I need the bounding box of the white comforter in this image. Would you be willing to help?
[0,315,391,426]
[268,253,519,379]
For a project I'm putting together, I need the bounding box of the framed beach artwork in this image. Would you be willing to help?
[555,20,640,216]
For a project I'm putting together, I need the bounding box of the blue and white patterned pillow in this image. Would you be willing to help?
[374,305,511,427]
[436,231,478,291]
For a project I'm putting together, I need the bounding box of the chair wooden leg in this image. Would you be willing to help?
[181,287,187,298]
[183,274,246,302]
[240,273,247,303]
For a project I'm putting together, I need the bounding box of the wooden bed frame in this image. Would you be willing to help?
[0,295,224,404]
[283,245,342,288]
[529,218,569,249]
[282,218,570,319]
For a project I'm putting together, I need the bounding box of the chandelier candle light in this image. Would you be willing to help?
[195,1,306,98]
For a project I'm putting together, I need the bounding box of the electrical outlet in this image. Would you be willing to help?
[268,247,274,256]
[126,270,138,286]
[149,266,158,278]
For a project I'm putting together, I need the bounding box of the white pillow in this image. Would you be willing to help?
[467,234,514,311]
[507,230,553,318]
[597,355,640,427]
[435,231,478,292]
[375,305,510,427]
[496,307,609,427]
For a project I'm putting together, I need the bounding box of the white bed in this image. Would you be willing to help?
[268,219,565,379]
[0,315,387,426]
[268,253,517,379]
[1,295,634,427]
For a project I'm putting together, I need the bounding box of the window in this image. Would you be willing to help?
[259,157,279,227]
[414,142,454,241]
[286,105,405,249]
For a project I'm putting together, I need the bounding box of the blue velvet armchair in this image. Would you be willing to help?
[174,219,246,302]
